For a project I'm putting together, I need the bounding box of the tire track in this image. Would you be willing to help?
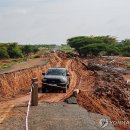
[39,57,80,102]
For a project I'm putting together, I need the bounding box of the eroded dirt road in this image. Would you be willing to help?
[0,53,82,127]
[38,56,81,102]
[0,53,130,130]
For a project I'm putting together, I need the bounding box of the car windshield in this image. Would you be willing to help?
[46,69,66,76]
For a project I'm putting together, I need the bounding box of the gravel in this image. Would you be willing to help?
[28,102,115,130]
[0,104,27,130]
[0,99,115,130]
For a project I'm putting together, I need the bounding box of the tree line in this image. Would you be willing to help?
[0,43,56,59]
[1,36,130,59]
[67,36,130,57]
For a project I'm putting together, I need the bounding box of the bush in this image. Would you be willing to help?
[0,47,9,59]
[7,43,23,58]
[80,43,107,56]
[32,47,39,53]
[21,45,33,55]
[121,45,130,56]
[59,45,74,52]
[67,36,117,55]
[122,52,130,57]
[105,44,120,56]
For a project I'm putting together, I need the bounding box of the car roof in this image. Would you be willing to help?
[48,67,67,70]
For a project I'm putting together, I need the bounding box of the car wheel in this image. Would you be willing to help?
[42,87,47,93]
[63,88,67,93]
[67,84,69,88]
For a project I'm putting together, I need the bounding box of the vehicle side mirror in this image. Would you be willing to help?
[67,73,70,76]
[42,72,45,75]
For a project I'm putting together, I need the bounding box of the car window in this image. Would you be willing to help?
[46,69,66,76]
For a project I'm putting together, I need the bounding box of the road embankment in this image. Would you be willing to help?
[0,55,60,101]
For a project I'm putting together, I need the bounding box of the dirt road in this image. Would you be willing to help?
[0,58,48,74]
[0,53,81,128]
[0,53,130,130]
[38,56,80,102]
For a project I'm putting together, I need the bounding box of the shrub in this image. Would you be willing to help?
[121,45,130,56]
[7,43,23,58]
[105,44,120,56]
[21,45,33,55]
[80,43,107,56]
[0,47,9,59]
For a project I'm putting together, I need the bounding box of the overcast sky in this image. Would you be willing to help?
[0,0,130,44]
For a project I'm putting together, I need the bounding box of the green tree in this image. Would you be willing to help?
[7,43,23,58]
[67,36,87,54]
[121,45,130,56]
[0,47,9,59]
[98,36,117,44]
[105,44,120,56]
[121,39,130,45]
[32,47,39,53]
[80,43,107,56]
[67,36,117,55]
[22,45,33,56]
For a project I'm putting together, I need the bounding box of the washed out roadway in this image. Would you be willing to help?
[0,53,116,130]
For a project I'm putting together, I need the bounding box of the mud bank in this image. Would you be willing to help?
[0,55,59,101]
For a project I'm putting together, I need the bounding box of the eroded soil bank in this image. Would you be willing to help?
[77,57,130,130]
[0,54,60,101]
